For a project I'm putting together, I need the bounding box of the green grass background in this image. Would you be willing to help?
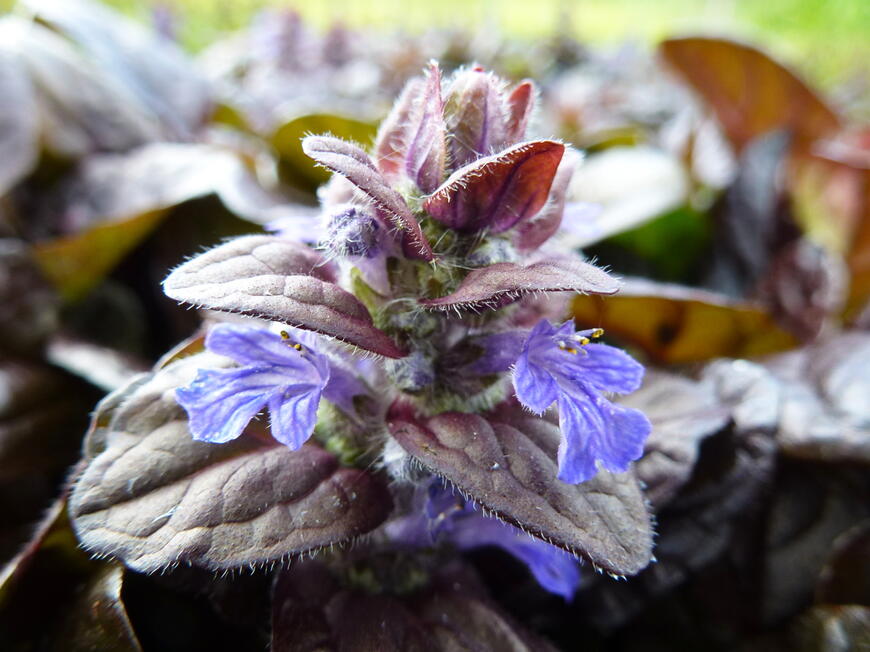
[5,0,869,90]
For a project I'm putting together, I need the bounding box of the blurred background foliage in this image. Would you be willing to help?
[2,0,867,92]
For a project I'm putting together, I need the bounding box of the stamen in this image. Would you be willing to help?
[558,341,579,355]
[572,328,604,347]
[280,330,304,351]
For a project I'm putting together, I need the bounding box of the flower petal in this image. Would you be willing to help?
[176,366,278,443]
[463,331,526,375]
[446,509,581,600]
[205,324,318,373]
[560,343,646,395]
[268,386,323,450]
[556,391,651,483]
[322,362,367,417]
[513,349,558,414]
[495,531,581,600]
[422,483,582,600]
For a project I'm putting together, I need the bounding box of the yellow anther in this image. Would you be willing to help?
[558,341,579,355]
[591,328,604,339]
[280,330,304,352]
[575,336,591,346]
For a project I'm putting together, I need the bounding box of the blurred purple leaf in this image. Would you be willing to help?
[763,332,870,464]
[700,130,846,341]
[36,143,304,235]
[815,522,870,606]
[0,17,159,159]
[0,360,96,563]
[52,564,142,651]
[0,240,59,355]
[660,37,841,156]
[163,235,406,358]
[623,371,730,509]
[0,497,142,651]
[758,461,870,625]
[0,52,38,195]
[23,0,211,140]
[704,130,795,297]
[573,357,782,631]
[757,239,847,341]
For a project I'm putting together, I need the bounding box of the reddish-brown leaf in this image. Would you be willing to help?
[660,37,841,155]
[423,140,565,233]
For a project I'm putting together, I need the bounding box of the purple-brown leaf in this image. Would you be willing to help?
[423,140,565,233]
[387,406,654,576]
[514,148,578,252]
[302,135,434,260]
[163,235,406,358]
[420,256,620,310]
[69,353,393,573]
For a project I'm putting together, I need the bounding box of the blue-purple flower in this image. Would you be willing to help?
[513,319,651,484]
[389,482,581,600]
[176,324,360,448]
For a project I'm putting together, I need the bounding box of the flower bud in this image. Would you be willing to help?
[324,204,381,258]
[384,348,435,393]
